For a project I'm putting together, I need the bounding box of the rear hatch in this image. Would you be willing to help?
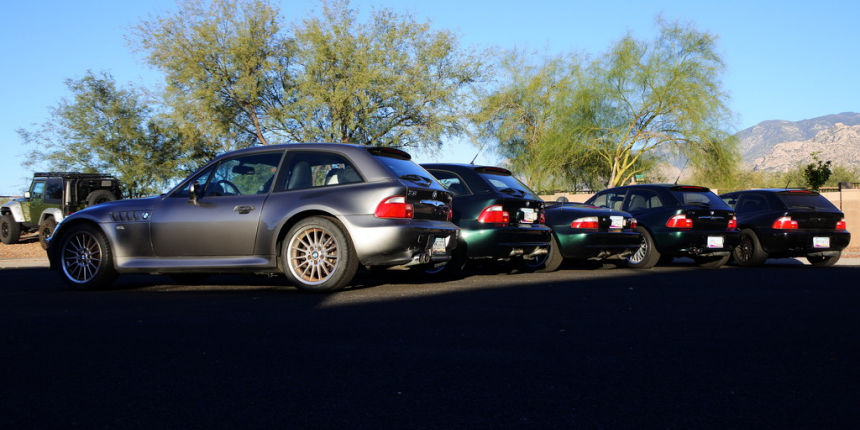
[775,190,844,230]
[369,147,452,221]
[670,186,735,231]
[476,167,544,225]
[547,203,632,231]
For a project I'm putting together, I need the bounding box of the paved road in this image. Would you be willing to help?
[2,263,859,429]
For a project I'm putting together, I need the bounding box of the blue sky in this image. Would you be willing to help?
[1,0,858,195]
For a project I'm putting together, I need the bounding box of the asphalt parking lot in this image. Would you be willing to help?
[2,262,859,429]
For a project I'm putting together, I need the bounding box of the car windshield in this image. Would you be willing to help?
[477,170,539,199]
[670,187,731,209]
[776,192,838,211]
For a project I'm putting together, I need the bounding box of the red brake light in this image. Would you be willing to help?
[628,218,637,229]
[836,218,846,230]
[772,216,798,230]
[477,205,510,224]
[570,216,599,229]
[727,215,737,230]
[666,214,693,229]
[375,196,414,219]
[538,211,546,225]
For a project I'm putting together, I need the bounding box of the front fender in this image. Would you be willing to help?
[1,200,26,222]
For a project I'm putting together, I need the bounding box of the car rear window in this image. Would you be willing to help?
[670,186,731,209]
[775,191,838,211]
[372,151,441,187]
[476,168,539,199]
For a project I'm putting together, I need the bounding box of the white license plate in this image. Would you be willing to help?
[431,237,448,255]
[610,216,624,229]
[521,208,536,223]
[707,236,724,249]
[813,237,830,248]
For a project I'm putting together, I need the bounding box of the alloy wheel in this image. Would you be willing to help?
[287,227,340,285]
[61,231,103,284]
[628,235,649,264]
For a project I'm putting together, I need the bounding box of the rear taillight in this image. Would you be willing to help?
[375,196,413,219]
[666,214,693,229]
[538,211,546,225]
[477,205,509,224]
[727,215,737,230]
[447,204,453,221]
[570,216,599,229]
[628,218,637,229]
[836,218,846,230]
[772,216,798,230]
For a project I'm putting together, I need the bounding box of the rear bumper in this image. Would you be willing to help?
[758,229,851,257]
[556,230,641,259]
[342,215,460,267]
[655,230,740,257]
[460,223,552,260]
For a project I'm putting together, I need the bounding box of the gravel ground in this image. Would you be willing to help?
[0,234,48,259]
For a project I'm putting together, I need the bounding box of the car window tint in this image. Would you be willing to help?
[775,192,838,211]
[427,170,471,196]
[670,189,730,209]
[477,171,539,199]
[279,152,363,191]
[204,152,282,196]
[736,194,768,212]
[625,189,663,211]
[721,195,738,209]
[45,179,63,203]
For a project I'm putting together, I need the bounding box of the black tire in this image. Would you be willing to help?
[524,234,563,273]
[807,252,841,267]
[57,223,117,289]
[694,254,731,268]
[1,213,21,245]
[733,229,768,267]
[85,189,118,207]
[38,217,57,250]
[282,216,358,292]
[626,226,660,269]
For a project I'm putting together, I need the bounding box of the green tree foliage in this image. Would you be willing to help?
[278,0,485,147]
[18,72,181,197]
[477,20,738,190]
[134,0,292,157]
[803,152,832,191]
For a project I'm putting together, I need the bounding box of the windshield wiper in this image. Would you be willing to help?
[499,187,526,197]
[400,174,432,185]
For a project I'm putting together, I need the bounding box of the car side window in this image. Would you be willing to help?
[625,189,663,211]
[721,194,738,209]
[204,152,283,197]
[277,152,363,191]
[427,170,471,196]
[30,181,45,199]
[45,179,63,203]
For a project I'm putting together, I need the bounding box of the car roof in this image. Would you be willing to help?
[602,184,711,191]
[721,188,819,195]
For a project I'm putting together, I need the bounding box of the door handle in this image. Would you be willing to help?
[233,205,255,214]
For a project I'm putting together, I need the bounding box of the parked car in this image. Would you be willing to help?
[540,201,641,271]
[585,184,739,268]
[1,172,121,249]
[719,189,850,266]
[47,144,458,292]
[421,164,552,273]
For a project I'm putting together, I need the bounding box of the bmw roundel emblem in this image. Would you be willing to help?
[433,191,437,199]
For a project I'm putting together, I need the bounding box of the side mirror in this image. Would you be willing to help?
[189,182,201,205]
[24,191,31,199]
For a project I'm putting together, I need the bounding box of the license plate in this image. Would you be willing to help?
[431,237,448,255]
[813,237,830,248]
[610,216,624,229]
[707,236,724,249]
[521,208,536,223]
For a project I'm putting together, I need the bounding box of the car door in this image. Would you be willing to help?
[28,180,47,224]
[151,151,284,257]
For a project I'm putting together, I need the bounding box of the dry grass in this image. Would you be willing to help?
[0,233,48,259]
